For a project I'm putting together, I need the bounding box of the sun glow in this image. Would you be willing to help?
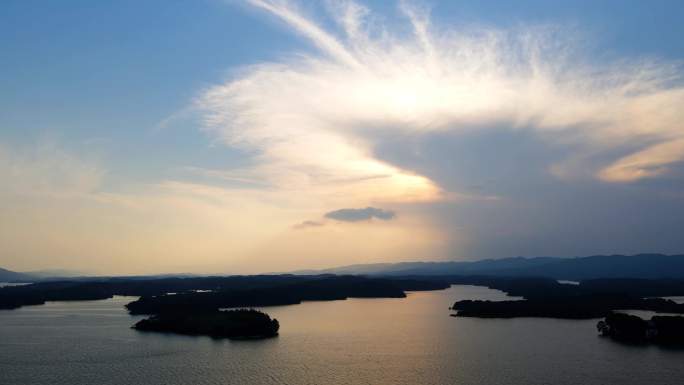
[200,1,684,206]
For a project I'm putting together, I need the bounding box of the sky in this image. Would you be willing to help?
[1,0,684,275]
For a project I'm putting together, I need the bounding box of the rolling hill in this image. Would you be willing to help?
[292,254,684,280]
[0,268,34,282]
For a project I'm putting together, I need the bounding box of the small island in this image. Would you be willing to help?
[133,309,280,339]
[597,312,684,346]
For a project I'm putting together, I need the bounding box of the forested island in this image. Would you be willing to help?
[133,309,280,339]
[598,312,684,346]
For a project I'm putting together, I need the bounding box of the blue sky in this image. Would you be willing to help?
[1,0,684,274]
[2,0,683,162]
[2,0,292,183]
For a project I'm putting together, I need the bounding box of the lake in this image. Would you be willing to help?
[1,285,683,385]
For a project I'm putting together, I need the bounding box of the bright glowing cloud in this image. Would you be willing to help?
[198,0,684,200]
[599,138,684,182]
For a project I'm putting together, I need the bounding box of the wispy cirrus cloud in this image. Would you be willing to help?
[4,0,684,274]
[197,0,684,202]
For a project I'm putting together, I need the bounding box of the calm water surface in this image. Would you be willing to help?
[1,285,683,385]
[660,296,684,304]
[0,282,31,288]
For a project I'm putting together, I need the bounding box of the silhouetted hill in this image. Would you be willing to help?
[23,269,84,279]
[0,267,34,283]
[289,257,557,276]
[508,254,684,280]
[295,254,684,280]
[0,267,85,282]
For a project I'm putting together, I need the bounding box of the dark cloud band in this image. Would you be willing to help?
[325,207,396,222]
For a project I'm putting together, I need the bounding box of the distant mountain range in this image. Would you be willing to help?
[3,254,684,282]
[0,268,34,282]
[290,254,684,280]
[0,267,197,283]
[0,268,85,283]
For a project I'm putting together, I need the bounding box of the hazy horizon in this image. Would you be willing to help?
[3,252,682,278]
[2,0,684,275]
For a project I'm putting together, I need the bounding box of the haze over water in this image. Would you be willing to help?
[1,285,682,385]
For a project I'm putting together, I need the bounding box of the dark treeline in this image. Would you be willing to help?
[133,309,280,339]
[450,277,684,319]
[126,276,449,315]
[6,273,684,321]
[453,295,684,319]
[0,281,116,310]
[0,275,449,311]
[598,312,684,346]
